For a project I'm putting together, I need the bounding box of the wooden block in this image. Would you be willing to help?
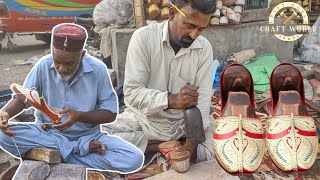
[242,9,269,23]
[134,0,146,28]
[24,148,61,164]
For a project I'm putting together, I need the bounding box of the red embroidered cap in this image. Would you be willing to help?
[52,23,87,52]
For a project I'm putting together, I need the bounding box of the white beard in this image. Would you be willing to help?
[55,64,79,82]
[57,73,74,81]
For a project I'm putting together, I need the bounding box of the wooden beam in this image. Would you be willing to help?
[24,148,61,164]
[242,8,269,23]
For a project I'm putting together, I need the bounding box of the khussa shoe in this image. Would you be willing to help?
[213,9,221,17]
[213,64,265,173]
[221,6,241,24]
[10,83,63,124]
[158,141,191,173]
[266,63,318,172]
[220,16,229,24]
[158,141,180,161]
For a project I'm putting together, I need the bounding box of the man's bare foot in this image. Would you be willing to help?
[89,140,106,155]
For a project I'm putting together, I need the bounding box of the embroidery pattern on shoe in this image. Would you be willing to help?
[213,115,265,173]
[266,114,318,171]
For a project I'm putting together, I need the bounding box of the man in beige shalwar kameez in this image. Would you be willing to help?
[104,0,216,163]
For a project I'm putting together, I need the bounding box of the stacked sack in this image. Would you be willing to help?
[145,0,170,20]
[210,0,245,26]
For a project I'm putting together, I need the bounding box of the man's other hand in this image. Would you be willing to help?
[0,111,16,137]
[168,84,199,109]
[52,108,80,131]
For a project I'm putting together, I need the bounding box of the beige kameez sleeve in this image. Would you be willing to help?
[124,30,168,115]
[195,42,213,129]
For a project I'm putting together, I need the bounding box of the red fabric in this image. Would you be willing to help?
[52,24,87,52]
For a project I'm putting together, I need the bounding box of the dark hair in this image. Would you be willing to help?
[173,0,216,14]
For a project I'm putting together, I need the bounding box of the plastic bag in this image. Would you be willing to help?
[298,16,320,64]
[93,0,134,58]
[93,0,134,32]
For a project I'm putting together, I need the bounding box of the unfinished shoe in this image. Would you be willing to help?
[235,0,245,6]
[233,6,242,13]
[266,63,318,172]
[213,64,265,173]
[225,7,242,23]
[216,0,223,9]
[210,17,220,25]
[220,16,229,24]
[213,9,221,17]
[227,49,256,64]
[10,83,63,124]
[158,141,180,161]
[170,151,190,173]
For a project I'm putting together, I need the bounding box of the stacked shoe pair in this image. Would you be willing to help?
[213,63,318,173]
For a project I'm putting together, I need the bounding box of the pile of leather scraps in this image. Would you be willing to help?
[227,49,256,65]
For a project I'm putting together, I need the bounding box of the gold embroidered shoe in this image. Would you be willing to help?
[266,63,318,172]
[213,64,265,173]
[10,83,63,124]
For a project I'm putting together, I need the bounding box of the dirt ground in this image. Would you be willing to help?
[0,34,48,91]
